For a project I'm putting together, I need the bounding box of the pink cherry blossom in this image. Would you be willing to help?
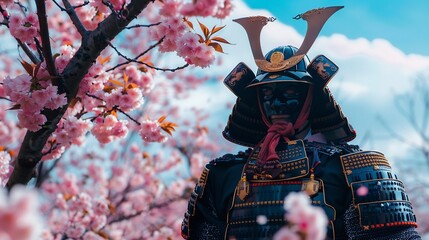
[139,119,168,143]
[190,152,209,177]
[0,0,13,8]
[159,0,182,17]
[17,111,47,132]
[8,12,39,43]
[214,0,233,18]
[256,215,268,225]
[91,116,129,144]
[0,151,12,186]
[273,227,300,240]
[280,192,328,240]
[1,1,239,239]
[356,185,369,196]
[180,0,219,17]
[283,191,311,211]
[0,186,44,240]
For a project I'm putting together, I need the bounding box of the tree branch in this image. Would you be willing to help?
[125,22,161,29]
[35,157,61,188]
[6,0,155,189]
[62,0,88,36]
[106,36,164,72]
[109,41,189,72]
[115,107,141,125]
[17,39,41,64]
[85,93,141,125]
[35,0,58,78]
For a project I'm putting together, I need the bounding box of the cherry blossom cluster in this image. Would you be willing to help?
[0,0,232,163]
[149,20,216,68]
[161,0,233,18]
[0,186,44,240]
[189,152,209,178]
[91,115,129,144]
[0,0,14,9]
[139,119,168,143]
[177,32,216,68]
[39,144,195,239]
[0,151,12,187]
[68,0,130,31]
[124,65,154,94]
[273,192,328,240]
[8,11,39,43]
[3,75,67,132]
[54,116,93,148]
[104,88,143,112]
[0,104,24,150]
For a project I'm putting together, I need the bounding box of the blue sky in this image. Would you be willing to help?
[243,0,429,55]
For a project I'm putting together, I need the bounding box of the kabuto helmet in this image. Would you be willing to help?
[249,46,313,135]
[222,6,356,147]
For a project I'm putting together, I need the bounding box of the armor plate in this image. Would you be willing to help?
[340,151,417,230]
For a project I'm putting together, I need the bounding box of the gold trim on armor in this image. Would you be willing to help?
[197,166,209,198]
[340,151,390,186]
[329,220,336,240]
[317,179,337,221]
[190,191,198,216]
[225,147,255,240]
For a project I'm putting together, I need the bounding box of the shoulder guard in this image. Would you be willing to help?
[209,148,251,165]
[340,151,417,230]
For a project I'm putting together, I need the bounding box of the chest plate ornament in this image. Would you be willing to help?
[301,173,320,196]
[237,174,250,201]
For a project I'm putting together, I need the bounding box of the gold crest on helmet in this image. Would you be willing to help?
[270,51,284,64]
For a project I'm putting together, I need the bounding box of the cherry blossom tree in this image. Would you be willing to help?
[0,0,232,188]
[35,121,226,239]
[0,0,234,238]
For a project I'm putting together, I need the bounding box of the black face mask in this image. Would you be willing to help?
[258,83,308,123]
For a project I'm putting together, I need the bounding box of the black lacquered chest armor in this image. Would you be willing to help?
[227,140,337,239]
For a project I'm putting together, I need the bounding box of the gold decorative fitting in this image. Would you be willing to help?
[237,175,250,201]
[270,51,284,64]
[301,174,320,196]
[374,165,379,170]
[363,226,370,230]
[346,170,352,175]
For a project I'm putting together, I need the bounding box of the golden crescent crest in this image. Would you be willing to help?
[234,6,343,72]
